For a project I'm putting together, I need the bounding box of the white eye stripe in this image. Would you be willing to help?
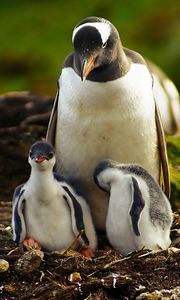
[102,42,107,48]
[72,22,111,45]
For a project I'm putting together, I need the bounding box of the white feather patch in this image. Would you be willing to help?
[72,22,111,45]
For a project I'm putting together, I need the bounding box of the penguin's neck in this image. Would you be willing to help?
[116,46,130,76]
[29,168,56,199]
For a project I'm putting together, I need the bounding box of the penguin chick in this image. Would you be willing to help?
[94,159,173,256]
[12,141,97,257]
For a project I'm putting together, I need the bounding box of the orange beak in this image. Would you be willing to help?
[81,56,96,81]
[34,156,46,163]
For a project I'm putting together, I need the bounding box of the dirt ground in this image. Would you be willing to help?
[0,211,179,300]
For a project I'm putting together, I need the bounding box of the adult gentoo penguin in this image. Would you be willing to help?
[94,159,173,255]
[46,16,170,230]
[12,141,97,257]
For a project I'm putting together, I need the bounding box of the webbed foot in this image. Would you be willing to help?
[79,247,95,258]
[23,238,41,250]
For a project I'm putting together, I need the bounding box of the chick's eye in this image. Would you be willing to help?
[49,152,53,159]
[102,42,107,48]
[29,150,33,157]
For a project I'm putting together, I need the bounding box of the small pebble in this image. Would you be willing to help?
[68,272,82,283]
[0,259,9,272]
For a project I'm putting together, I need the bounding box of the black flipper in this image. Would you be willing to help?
[155,101,170,198]
[62,185,89,246]
[12,185,26,243]
[46,90,59,145]
[129,177,145,236]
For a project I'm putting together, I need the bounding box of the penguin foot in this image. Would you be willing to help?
[79,247,95,258]
[23,238,41,250]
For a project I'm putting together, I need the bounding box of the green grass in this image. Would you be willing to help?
[0,0,179,95]
[166,136,180,209]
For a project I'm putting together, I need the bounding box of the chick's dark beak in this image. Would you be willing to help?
[34,155,46,164]
[81,55,96,81]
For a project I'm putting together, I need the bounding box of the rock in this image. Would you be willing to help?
[14,249,44,275]
[0,91,53,127]
[0,92,52,203]
[0,259,9,272]
[68,272,82,283]
[136,287,180,299]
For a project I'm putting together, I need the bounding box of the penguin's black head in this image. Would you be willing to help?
[93,159,116,192]
[72,17,121,81]
[29,141,55,169]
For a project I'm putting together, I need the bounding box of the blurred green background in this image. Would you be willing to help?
[0,0,179,96]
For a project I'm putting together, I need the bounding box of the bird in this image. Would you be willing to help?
[11,141,97,257]
[94,159,173,255]
[46,16,170,230]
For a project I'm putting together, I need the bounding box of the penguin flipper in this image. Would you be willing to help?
[155,102,170,198]
[129,177,145,236]
[62,185,90,247]
[12,185,26,243]
[46,90,59,145]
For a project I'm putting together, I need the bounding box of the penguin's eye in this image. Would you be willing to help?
[29,150,33,157]
[102,42,107,48]
[49,152,54,159]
